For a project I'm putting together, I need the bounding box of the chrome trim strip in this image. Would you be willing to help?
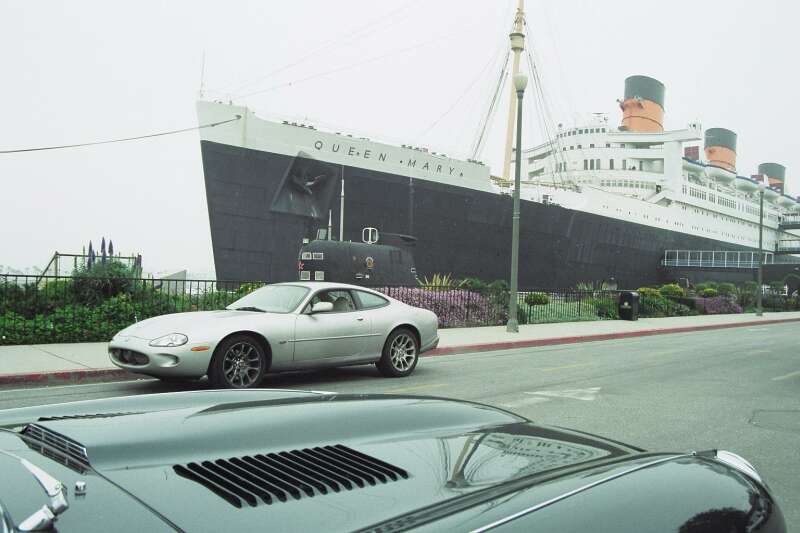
[290,333,383,343]
[470,454,689,533]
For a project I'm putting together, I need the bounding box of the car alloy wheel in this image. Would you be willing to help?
[377,328,419,377]
[209,334,268,389]
[222,341,262,388]
[390,333,417,372]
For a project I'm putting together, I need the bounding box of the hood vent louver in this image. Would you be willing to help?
[173,444,409,508]
[20,424,90,473]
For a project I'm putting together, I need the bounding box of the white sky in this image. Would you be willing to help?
[1,0,798,275]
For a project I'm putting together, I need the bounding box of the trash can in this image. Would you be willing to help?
[618,291,639,321]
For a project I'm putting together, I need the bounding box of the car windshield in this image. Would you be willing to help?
[226,285,309,313]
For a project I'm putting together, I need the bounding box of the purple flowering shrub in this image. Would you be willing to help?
[377,287,503,328]
[694,296,742,315]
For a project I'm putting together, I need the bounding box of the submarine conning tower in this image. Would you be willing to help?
[620,75,665,133]
[704,127,737,173]
[758,162,786,194]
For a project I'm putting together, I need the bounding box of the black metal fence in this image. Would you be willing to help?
[0,274,621,346]
[0,274,264,346]
[380,286,620,328]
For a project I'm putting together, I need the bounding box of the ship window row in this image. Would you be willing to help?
[683,176,783,217]
[557,127,607,138]
[599,179,655,190]
[688,187,707,200]
[718,197,735,209]
[602,200,773,247]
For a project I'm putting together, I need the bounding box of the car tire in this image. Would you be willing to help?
[376,328,419,378]
[208,334,268,389]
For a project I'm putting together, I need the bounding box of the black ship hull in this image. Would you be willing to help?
[201,140,755,288]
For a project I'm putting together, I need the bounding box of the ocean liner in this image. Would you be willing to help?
[197,3,796,288]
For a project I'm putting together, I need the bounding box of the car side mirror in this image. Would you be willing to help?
[311,301,333,314]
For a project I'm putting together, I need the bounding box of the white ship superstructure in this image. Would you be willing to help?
[514,77,796,252]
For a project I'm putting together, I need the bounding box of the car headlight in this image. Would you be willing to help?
[149,333,188,347]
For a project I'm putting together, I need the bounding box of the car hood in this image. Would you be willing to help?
[0,391,637,532]
[0,431,176,532]
[115,309,282,340]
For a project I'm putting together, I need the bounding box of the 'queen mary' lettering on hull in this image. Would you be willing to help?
[313,139,465,177]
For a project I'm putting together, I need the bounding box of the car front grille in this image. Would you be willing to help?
[109,348,149,365]
[21,424,90,473]
[173,444,409,508]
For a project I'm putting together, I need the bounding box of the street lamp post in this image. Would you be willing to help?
[756,182,765,317]
[507,73,528,333]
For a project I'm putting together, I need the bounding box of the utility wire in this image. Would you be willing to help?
[237,20,485,100]
[0,115,241,154]
[229,0,423,95]
[417,43,505,141]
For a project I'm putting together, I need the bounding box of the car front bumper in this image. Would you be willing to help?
[108,336,217,378]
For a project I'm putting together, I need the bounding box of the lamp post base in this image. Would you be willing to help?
[506,319,519,333]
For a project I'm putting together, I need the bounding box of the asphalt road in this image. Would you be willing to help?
[2,324,799,527]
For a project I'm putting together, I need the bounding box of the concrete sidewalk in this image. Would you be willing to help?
[2,311,799,386]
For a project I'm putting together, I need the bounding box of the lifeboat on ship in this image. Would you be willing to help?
[682,158,704,173]
[735,176,759,192]
[778,194,796,210]
[706,164,735,185]
[764,186,780,202]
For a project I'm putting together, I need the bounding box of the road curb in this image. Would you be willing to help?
[0,368,142,387]
[2,316,799,387]
[424,316,800,356]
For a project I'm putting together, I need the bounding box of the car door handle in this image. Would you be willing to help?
[356,317,365,321]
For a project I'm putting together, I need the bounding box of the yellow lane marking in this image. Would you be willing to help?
[772,370,800,382]
[385,383,447,393]
[540,363,593,372]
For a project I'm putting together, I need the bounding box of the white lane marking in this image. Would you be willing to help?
[772,370,800,382]
[385,383,446,393]
[746,328,770,332]
[540,362,593,372]
[500,396,551,409]
[524,387,601,401]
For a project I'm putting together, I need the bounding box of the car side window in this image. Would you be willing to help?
[306,290,356,313]
[355,291,389,310]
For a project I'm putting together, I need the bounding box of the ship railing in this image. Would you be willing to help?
[661,250,775,269]
[776,239,800,253]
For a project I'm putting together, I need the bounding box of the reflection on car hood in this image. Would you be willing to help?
[116,309,277,340]
[0,390,634,532]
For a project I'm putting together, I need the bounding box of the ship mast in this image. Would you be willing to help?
[501,0,526,181]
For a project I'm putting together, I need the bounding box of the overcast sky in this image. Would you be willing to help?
[2,0,797,276]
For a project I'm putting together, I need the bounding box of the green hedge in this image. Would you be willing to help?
[637,287,694,317]
[0,263,260,345]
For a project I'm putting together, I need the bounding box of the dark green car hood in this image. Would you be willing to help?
[0,390,634,532]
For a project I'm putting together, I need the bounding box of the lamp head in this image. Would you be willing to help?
[513,73,528,93]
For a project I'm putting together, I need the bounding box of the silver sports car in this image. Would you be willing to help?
[108,282,439,388]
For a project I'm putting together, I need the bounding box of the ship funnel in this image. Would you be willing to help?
[758,162,786,194]
[704,128,737,172]
[620,75,665,132]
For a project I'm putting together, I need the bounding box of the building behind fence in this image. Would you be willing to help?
[0,274,622,346]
